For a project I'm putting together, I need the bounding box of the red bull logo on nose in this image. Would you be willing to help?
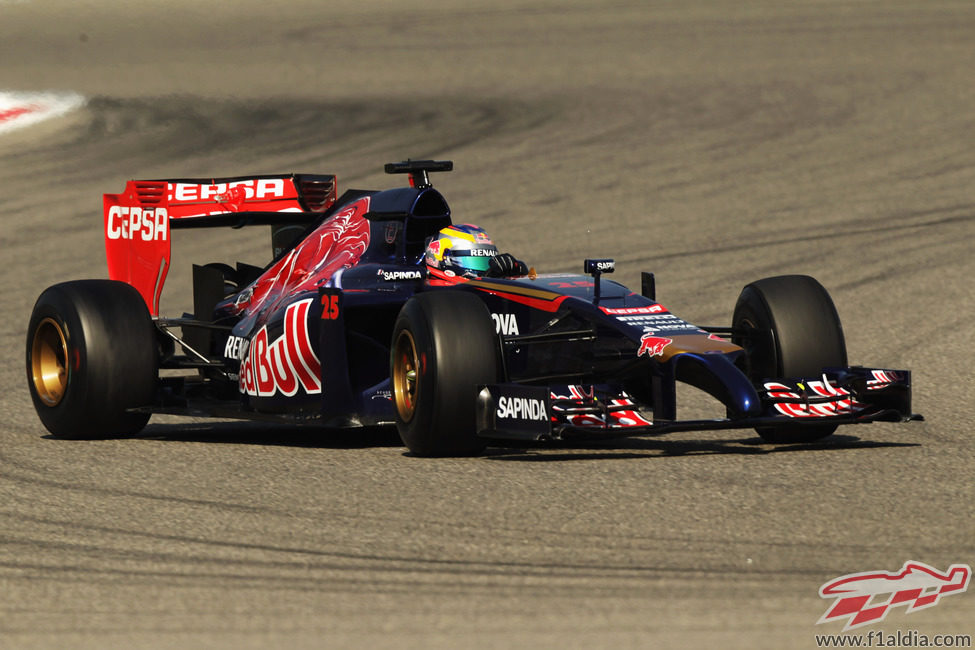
[637,334,673,358]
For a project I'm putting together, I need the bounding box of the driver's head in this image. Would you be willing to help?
[424,224,498,281]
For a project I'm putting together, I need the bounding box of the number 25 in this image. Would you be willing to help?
[321,294,340,320]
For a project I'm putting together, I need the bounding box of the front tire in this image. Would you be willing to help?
[26,280,158,438]
[732,275,846,443]
[391,291,499,456]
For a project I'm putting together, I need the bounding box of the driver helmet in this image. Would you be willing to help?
[424,224,498,280]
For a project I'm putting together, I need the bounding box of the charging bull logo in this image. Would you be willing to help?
[637,334,672,358]
[818,561,970,630]
[239,298,322,397]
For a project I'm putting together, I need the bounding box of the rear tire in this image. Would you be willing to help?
[391,291,499,456]
[26,280,158,438]
[732,275,846,443]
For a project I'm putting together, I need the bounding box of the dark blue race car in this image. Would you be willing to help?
[26,160,921,456]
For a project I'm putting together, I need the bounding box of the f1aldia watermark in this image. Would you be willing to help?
[817,561,970,631]
[815,630,972,648]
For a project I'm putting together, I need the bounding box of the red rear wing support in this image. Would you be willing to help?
[103,175,336,315]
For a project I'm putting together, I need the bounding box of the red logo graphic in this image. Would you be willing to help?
[239,298,322,397]
[637,334,672,358]
[213,185,248,211]
[818,561,971,630]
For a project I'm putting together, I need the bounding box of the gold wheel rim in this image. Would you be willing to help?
[392,329,419,422]
[31,317,69,407]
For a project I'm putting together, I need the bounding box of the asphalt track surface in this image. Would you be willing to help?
[1,1,973,648]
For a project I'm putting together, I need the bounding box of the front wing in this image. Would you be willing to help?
[476,367,921,441]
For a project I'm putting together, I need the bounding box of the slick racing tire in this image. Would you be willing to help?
[732,275,847,444]
[391,291,499,457]
[26,280,158,439]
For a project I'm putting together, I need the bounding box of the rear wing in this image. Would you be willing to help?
[103,174,336,314]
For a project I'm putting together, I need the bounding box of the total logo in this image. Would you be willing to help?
[105,206,169,241]
[496,396,547,421]
[238,299,321,397]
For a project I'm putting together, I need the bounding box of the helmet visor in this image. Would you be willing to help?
[447,247,497,273]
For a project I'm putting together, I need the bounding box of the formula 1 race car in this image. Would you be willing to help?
[26,160,922,456]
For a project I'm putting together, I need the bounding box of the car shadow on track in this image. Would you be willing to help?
[131,421,404,449]
[122,423,919,460]
[483,434,920,462]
